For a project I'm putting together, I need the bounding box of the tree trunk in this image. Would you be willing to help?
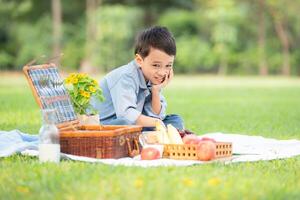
[81,0,100,73]
[269,6,290,76]
[144,7,155,26]
[51,0,62,65]
[217,43,228,75]
[274,19,290,76]
[218,54,228,75]
[258,0,268,75]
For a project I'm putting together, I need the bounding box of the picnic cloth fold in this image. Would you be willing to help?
[0,130,39,157]
[1,130,300,167]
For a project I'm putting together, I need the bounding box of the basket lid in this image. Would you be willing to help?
[23,63,78,125]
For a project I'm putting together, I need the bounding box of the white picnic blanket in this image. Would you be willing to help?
[1,130,300,167]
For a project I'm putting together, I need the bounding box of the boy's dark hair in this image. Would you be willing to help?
[134,26,176,58]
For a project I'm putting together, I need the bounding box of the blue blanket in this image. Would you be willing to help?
[0,130,38,157]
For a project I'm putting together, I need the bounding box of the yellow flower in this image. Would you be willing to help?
[69,73,76,79]
[65,77,72,84]
[72,77,78,84]
[134,178,144,189]
[70,73,76,77]
[82,73,87,78]
[182,178,194,187]
[64,73,104,115]
[89,86,96,93]
[80,90,90,98]
[84,92,90,98]
[77,73,87,79]
[92,80,98,85]
[208,177,221,186]
[80,90,85,96]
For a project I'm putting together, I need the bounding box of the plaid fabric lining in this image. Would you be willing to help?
[28,67,77,124]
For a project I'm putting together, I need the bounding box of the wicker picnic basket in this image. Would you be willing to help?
[163,142,232,160]
[23,63,142,159]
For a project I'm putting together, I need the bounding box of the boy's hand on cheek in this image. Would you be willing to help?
[152,68,173,92]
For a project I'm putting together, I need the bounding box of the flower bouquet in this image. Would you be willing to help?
[64,73,104,124]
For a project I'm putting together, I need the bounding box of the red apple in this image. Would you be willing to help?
[200,137,216,143]
[183,134,200,144]
[186,138,202,145]
[141,147,160,160]
[196,141,216,161]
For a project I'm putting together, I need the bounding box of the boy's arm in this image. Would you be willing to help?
[136,114,163,127]
[151,88,162,115]
[142,93,167,122]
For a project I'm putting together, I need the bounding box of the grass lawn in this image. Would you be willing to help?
[0,74,300,199]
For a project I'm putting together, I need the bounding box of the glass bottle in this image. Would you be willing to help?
[39,109,60,163]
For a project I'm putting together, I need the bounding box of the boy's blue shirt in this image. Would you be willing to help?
[91,60,167,124]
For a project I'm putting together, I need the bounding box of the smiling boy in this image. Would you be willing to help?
[92,26,184,130]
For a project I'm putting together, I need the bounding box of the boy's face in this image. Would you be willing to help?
[135,47,174,85]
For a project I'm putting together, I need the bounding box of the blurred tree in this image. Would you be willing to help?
[61,0,85,23]
[51,0,62,65]
[158,9,198,38]
[159,9,217,73]
[53,0,86,70]
[1,0,300,75]
[267,0,291,76]
[60,19,85,70]
[257,0,268,75]
[91,5,143,71]
[202,0,241,75]
[105,0,194,26]
[12,16,52,69]
[175,36,216,73]
[0,0,33,69]
[80,0,101,73]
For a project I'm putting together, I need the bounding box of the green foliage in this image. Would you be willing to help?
[91,5,143,71]
[158,9,198,38]
[227,48,258,75]
[175,36,217,73]
[61,21,85,70]
[0,0,33,69]
[0,1,300,75]
[159,10,218,73]
[291,50,300,75]
[0,51,14,69]
[12,16,52,69]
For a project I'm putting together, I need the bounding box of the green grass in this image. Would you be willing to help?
[1,74,300,200]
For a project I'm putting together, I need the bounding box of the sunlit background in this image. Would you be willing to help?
[1,0,300,76]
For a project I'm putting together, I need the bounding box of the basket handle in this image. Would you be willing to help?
[126,138,140,157]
